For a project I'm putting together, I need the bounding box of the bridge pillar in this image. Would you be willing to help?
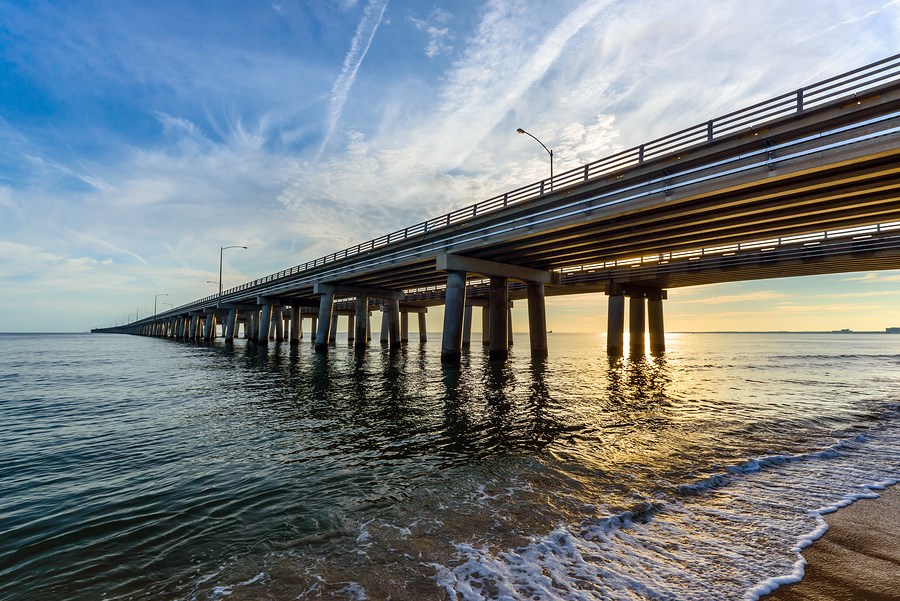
[367,312,372,341]
[190,315,199,339]
[274,309,285,343]
[355,297,368,348]
[257,301,273,346]
[329,313,339,345]
[315,289,334,351]
[290,306,301,344]
[347,313,355,342]
[462,305,473,346]
[310,316,317,344]
[527,282,548,358]
[380,306,389,344]
[248,311,258,342]
[400,311,409,343]
[418,312,427,343]
[489,276,509,361]
[387,299,401,348]
[482,307,490,346]
[508,306,514,347]
[629,296,646,355]
[607,292,625,356]
[648,292,666,356]
[203,314,215,341]
[441,270,467,363]
[225,307,238,341]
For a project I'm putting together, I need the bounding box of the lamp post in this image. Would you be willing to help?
[516,127,554,190]
[136,306,148,322]
[154,293,168,316]
[219,245,248,297]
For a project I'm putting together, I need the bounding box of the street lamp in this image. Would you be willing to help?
[219,245,247,296]
[516,127,554,190]
[136,306,148,321]
[154,293,168,316]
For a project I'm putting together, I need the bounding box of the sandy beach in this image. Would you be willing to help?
[764,484,899,600]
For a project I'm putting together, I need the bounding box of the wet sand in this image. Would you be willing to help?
[764,484,899,600]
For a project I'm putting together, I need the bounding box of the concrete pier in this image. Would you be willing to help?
[648,292,666,356]
[225,307,238,341]
[314,288,334,351]
[607,292,625,356]
[387,299,401,348]
[290,306,301,345]
[380,307,389,345]
[329,313,338,345]
[527,282,548,358]
[462,305,473,346]
[629,296,646,355]
[355,297,368,348]
[417,312,427,343]
[258,299,273,346]
[489,276,509,361]
[440,270,467,362]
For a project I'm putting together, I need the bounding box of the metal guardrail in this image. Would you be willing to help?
[168,53,900,315]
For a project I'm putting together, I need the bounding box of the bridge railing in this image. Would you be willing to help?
[169,53,900,315]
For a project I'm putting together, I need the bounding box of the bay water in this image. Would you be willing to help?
[1,332,897,599]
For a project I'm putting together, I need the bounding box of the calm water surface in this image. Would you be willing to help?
[1,332,898,600]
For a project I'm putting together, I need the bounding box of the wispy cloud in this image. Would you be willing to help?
[317,0,389,160]
[682,291,787,305]
[407,7,454,58]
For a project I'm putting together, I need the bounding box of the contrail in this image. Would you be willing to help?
[316,0,389,161]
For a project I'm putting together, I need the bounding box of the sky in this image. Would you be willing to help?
[1,0,899,333]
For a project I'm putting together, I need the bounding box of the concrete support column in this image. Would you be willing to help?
[481,307,490,346]
[355,297,368,348]
[203,314,214,341]
[380,307,389,344]
[290,306,301,345]
[258,302,273,346]
[508,308,514,346]
[274,309,284,343]
[329,314,339,345]
[489,276,509,361]
[400,312,409,343]
[607,293,625,357]
[190,315,199,339]
[367,312,372,341]
[310,317,317,343]
[347,314,355,342]
[629,296,646,355]
[225,307,238,341]
[648,293,665,356]
[315,290,334,351]
[248,311,258,342]
[527,282,548,358]
[418,312,427,343]
[462,306,473,346]
[440,270,467,362]
[387,299,401,348]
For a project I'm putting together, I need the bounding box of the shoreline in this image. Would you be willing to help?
[762,483,900,600]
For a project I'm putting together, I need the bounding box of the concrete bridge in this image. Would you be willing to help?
[96,54,900,360]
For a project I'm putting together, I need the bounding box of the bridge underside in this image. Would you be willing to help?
[109,63,900,361]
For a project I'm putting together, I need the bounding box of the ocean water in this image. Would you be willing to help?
[0,331,897,600]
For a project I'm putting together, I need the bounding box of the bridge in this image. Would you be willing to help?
[95,54,900,361]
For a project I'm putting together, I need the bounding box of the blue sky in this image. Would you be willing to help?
[1,0,899,332]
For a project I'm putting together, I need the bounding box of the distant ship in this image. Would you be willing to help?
[887,327,900,334]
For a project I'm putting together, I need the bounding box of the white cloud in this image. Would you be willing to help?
[408,7,455,58]
[683,291,787,305]
[318,0,389,159]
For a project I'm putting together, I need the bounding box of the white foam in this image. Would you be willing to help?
[432,423,900,601]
